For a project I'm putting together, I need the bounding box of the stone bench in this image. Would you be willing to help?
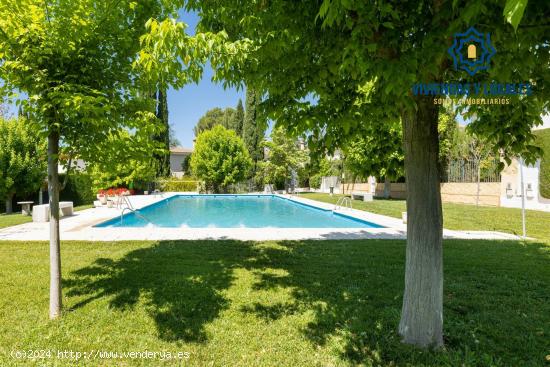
[59,201,74,216]
[351,191,374,202]
[32,202,74,222]
[17,201,34,216]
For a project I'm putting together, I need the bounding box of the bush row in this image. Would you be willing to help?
[535,128,550,199]
[59,172,96,206]
[157,178,198,192]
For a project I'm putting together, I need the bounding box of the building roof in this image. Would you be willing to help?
[170,146,193,154]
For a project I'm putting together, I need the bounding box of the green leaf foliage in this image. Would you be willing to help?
[186,0,548,164]
[0,117,46,210]
[534,128,550,198]
[0,0,177,178]
[194,107,235,136]
[243,87,266,174]
[344,119,404,182]
[256,126,308,190]
[156,177,198,192]
[190,124,252,193]
[154,89,171,177]
[59,172,95,206]
[504,0,528,31]
[308,157,340,189]
[86,129,162,191]
[229,99,245,136]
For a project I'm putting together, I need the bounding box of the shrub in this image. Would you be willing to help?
[190,125,252,193]
[157,178,198,192]
[59,172,95,206]
[309,174,322,189]
[534,128,550,198]
[0,117,47,213]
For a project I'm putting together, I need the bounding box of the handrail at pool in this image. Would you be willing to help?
[120,207,153,225]
[334,196,352,211]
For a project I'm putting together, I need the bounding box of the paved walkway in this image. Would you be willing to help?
[0,193,525,241]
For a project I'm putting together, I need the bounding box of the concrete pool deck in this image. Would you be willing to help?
[0,193,525,241]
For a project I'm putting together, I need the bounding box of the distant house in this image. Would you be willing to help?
[57,148,194,178]
[170,146,193,177]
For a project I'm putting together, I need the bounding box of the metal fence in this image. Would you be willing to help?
[445,158,501,183]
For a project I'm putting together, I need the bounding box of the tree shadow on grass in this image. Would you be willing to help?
[64,240,255,343]
[240,239,550,366]
[63,238,550,365]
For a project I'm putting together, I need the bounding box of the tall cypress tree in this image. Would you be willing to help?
[243,88,265,174]
[222,107,235,129]
[231,99,244,136]
[154,89,170,177]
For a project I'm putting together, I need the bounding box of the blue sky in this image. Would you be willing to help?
[170,10,244,147]
[167,64,244,148]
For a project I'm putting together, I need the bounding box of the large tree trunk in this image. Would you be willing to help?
[399,96,444,348]
[48,130,62,319]
[5,193,13,214]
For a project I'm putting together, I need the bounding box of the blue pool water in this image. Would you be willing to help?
[95,195,383,228]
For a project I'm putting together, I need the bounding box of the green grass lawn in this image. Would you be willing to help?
[0,240,548,366]
[298,193,550,242]
[0,213,33,229]
[0,204,94,229]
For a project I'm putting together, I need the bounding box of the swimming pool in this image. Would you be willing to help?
[95,195,384,228]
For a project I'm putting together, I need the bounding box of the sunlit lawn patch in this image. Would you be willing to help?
[0,239,548,366]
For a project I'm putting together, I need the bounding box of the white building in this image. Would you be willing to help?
[169,146,193,177]
[500,116,550,212]
[500,158,550,212]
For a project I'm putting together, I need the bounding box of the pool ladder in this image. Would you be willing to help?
[334,196,352,211]
[116,195,133,210]
[119,196,153,225]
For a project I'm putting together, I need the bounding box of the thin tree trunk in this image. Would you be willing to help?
[383,177,391,199]
[5,193,13,214]
[399,96,444,348]
[48,130,62,319]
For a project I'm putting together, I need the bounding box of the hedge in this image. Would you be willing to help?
[534,128,550,199]
[157,178,199,192]
[59,172,96,206]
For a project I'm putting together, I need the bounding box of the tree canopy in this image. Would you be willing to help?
[257,126,308,190]
[243,88,266,174]
[194,107,235,136]
[154,89,170,177]
[181,0,548,347]
[0,0,201,319]
[185,0,547,161]
[229,99,245,136]
[0,117,46,213]
[534,128,550,198]
[190,124,251,193]
[343,120,404,182]
[87,129,159,191]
